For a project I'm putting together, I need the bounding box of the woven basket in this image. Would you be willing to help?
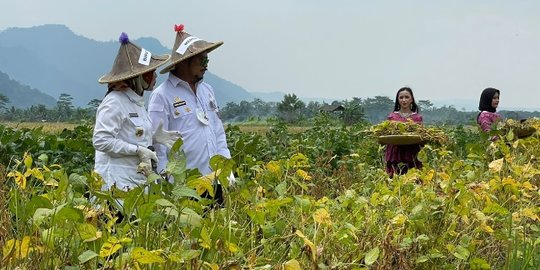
[378,134,425,145]
[514,126,536,139]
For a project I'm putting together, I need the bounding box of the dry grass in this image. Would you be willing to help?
[1,121,79,134]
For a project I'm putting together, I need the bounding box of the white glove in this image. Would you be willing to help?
[136,146,158,165]
[137,161,153,176]
[227,172,236,186]
[153,120,182,149]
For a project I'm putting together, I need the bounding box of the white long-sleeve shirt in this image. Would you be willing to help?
[93,89,153,190]
[148,73,231,175]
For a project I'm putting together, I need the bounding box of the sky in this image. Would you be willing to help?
[1,0,540,110]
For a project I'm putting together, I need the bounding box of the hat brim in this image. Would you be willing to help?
[98,54,171,84]
[159,41,223,74]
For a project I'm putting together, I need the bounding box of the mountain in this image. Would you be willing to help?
[0,70,56,108]
[0,24,256,107]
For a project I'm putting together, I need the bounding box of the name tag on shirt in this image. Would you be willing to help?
[173,100,187,108]
[129,112,139,117]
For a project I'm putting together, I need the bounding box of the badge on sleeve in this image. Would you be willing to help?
[174,110,181,116]
[208,94,218,110]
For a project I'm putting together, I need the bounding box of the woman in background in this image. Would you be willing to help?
[477,87,502,132]
[385,87,423,177]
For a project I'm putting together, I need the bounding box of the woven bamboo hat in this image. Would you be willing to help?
[98,32,170,84]
[159,24,223,74]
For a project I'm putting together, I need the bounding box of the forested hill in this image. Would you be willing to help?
[0,24,257,107]
[0,71,56,108]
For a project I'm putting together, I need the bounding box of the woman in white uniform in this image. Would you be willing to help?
[93,32,179,191]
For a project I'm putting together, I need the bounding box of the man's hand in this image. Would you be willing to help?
[153,120,182,148]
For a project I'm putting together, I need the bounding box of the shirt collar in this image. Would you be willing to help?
[124,89,146,106]
[168,73,202,90]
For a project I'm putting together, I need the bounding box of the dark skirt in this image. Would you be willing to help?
[385,144,422,177]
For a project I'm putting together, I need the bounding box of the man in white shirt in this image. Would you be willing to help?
[148,24,233,203]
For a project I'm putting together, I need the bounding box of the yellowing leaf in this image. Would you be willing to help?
[502,177,519,187]
[284,259,302,270]
[226,241,240,253]
[31,168,44,181]
[422,169,435,183]
[8,171,27,189]
[512,212,521,222]
[187,177,214,197]
[203,262,220,270]
[521,208,540,221]
[480,222,494,234]
[199,227,212,249]
[2,239,15,260]
[316,196,329,205]
[99,238,122,258]
[295,230,316,262]
[18,236,31,259]
[313,208,332,226]
[523,181,537,191]
[439,172,450,181]
[24,153,33,169]
[296,169,312,180]
[391,214,407,226]
[472,210,488,222]
[488,158,504,172]
[132,247,165,264]
[2,236,32,260]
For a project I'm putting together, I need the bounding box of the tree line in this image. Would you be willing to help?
[1,92,539,125]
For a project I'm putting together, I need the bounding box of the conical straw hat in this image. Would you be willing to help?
[99,32,170,84]
[159,24,223,74]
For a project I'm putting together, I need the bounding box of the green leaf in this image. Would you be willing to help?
[167,139,187,183]
[452,245,470,260]
[155,198,175,207]
[209,155,235,188]
[179,250,201,261]
[470,257,491,270]
[137,203,156,220]
[171,186,201,200]
[78,250,98,264]
[54,206,84,224]
[33,208,54,226]
[26,196,53,220]
[364,247,380,266]
[122,187,145,217]
[77,223,99,242]
[415,255,429,263]
[179,207,202,227]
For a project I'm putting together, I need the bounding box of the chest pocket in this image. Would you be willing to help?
[129,116,144,127]
[172,105,195,119]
